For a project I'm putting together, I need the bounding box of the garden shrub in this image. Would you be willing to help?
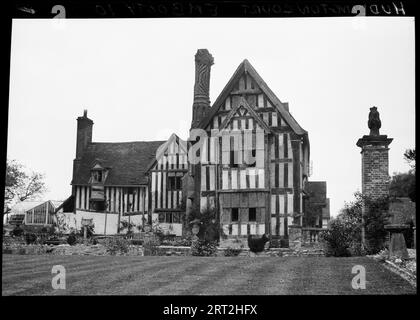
[40,226,49,234]
[67,233,77,246]
[11,225,24,237]
[130,239,143,246]
[120,220,136,238]
[174,237,192,247]
[187,204,220,243]
[191,239,218,257]
[363,195,390,255]
[143,236,160,256]
[40,225,56,236]
[320,192,390,256]
[174,238,192,247]
[223,247,242,257]
[319,219,354,257]
[160,236,192,247]
[104,237,130,255]
[348,241,366,257]
[25,233,37,244]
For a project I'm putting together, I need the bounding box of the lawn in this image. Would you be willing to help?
[2,254,416,295]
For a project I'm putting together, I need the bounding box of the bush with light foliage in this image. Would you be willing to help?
[104,236,130,255]
[320,192,389,256]
[191,239,218,257]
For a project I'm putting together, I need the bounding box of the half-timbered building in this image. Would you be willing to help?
[185,49,312,246]
[70,49,328,245]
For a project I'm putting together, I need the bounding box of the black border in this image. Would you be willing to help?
[1,0,417,313]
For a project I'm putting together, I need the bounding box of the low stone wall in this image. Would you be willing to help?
[2,243,144,256]
[244,248,325,257]
[3,244,325,257]
[154,246,191,256]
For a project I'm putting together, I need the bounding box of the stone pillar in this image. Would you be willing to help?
[356,107,393,247]
[288,225,302,249]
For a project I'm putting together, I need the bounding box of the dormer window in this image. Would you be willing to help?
[92,170,103,183]
[90,162,108,184]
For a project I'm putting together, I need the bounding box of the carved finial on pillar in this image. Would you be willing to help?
[368,106,381,136]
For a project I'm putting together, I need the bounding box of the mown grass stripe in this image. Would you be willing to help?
[2,255,106,273]
[119,257,215,295]
[149,257,269,295]
[209,257,280,295]
[2,256,128,278]
[2,255,416,295]
[4,257,196,296]
[60,257,200,295]
[2,256,159,295]
[90,257,205,295]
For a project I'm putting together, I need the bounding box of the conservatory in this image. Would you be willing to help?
[7,200,63,226]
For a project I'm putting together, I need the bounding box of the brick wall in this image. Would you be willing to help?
[361,145,390,199]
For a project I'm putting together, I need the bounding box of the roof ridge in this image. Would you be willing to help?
[198,59,307,136]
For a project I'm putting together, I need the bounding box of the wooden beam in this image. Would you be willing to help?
[230,88,262,95]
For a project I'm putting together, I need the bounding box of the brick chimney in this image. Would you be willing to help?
[191,49,214,129]
[75,109,93,159]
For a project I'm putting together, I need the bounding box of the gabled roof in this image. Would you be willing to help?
[10,200,63,214]
[146,133,187,172]
[198,59,307,136]
[72,141,165,186]
[218,96,271,133]
[10,201,45,214]
[305,181,327,205]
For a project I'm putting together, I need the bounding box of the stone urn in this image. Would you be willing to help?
[384,224,410,260]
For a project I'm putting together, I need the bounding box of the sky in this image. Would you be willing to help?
[7,18,415,217]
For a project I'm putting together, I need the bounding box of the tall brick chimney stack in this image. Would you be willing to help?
[75,109,93,159]
[191,49,214,129]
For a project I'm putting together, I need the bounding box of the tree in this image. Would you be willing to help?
[4,159,47,215]
[389,148,416,202]
[389,171,416,202]
[404,148,415,170]
[362,194,390,254]
[187,201,219,242]
[320,192,389,256]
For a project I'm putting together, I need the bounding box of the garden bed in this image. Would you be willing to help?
[2,243,142,256]
[369,248,416,287]
[3,233,327,257]
[2,242,327,257]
